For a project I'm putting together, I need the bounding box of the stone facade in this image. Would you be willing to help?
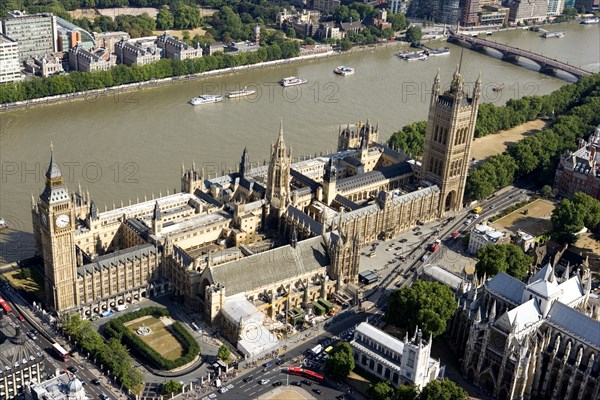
[114,38,161,66]
[448,264,600,400]
[156,32,203,60]
[553,125,600,200]
[69,43,116,72]
[24,54,64,77]
[351,322,440,390]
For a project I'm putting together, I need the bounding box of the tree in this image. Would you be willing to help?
[540,185,553,198]
[217,345,230,362]
[405,26,422,43]
[156,8,174,30]
[395,385,418,400]
[388,12,409,31]
[173,4,202,29]
[340,38,352,51]
[387,121,427,158]
[551,192,600,242]
[475,244,532,280]
[419,378,468,400]
[162,380,182,396]
[368,381,396,400]
[324,342,355,379]
[386,280,457,338]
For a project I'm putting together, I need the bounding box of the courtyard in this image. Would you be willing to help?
[124,315,184,361]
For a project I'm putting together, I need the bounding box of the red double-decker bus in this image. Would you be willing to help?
[0,296,12,315]
[286,367,324,383]
[52,343,70,362]
[303,369,324,383]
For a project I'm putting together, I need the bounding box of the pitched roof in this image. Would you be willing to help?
[209,236,330,296]
[355,322,405,352]
[494,299,541,333]
[286,206,324,235]
[555,276,584,305]
[529,263,555,284]
[78,243,157,276]
[547,301,600,349]
[336,162,413,193]
[486,272,526,306]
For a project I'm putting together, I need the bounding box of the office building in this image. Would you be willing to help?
[1,11,57,61]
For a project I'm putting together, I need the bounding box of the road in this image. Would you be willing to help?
[1,285,122,400]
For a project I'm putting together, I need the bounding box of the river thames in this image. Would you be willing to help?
[0,21,598,262]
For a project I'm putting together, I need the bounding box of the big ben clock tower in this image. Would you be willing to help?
[35,145,78,312]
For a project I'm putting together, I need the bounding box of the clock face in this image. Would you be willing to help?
[55,214,70,228]
[41,214,47,226]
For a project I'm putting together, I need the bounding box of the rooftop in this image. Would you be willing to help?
[208,236,329,296]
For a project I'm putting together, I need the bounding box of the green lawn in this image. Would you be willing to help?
[124,316,184,361]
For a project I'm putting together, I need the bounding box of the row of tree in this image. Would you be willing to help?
[0,41,300,104]
[368,379,468,400]
[551,192,600,243]
[466,73,600,200]
[104,306,200,370]
[63,314,144,392]
[1,0,196,16]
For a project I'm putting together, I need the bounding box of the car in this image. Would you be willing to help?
[272,381,283,387]
[17,315,25,322]
[219,387,228,394]
[26,331,37,340]
[415,231,422,236]
[399,238,408,243]
[90,316,99,321]
[259,379,270,385]
[99,394,109,400]
[291,381,302,386]
[276,359,285,366]
[302,380,312,386]
[67,367,78,374]
[313,389,324,395]
[474,214,480,219]
[421,254,429,262]
[490,205,496,209]
[262,361,273,368]
[337,396,346,400]
[243,376,253,383]
[91,379,100,385]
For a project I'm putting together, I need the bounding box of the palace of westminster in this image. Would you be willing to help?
[31,67,599,399]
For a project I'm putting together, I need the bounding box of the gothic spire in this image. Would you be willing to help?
[46,141,62,180]
[89,200,97,219]
[153,201,161,220]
